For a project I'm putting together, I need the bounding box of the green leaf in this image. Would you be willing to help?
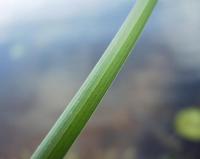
[31,0,157,158]
[175,107,200,141]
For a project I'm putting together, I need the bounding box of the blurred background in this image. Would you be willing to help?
[0,0,200,158]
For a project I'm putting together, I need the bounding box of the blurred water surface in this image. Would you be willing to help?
[0,0,200,158]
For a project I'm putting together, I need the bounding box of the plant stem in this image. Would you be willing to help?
[31,0,157,158]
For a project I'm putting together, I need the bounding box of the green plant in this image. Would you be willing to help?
[31,0,157,158]
[175,107,200,141]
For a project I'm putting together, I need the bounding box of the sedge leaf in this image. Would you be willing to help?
[31,0,157,158]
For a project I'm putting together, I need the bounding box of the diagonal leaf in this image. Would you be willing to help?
[31,0,157,158]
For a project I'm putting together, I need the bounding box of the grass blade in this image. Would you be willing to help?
[31,0,157,158]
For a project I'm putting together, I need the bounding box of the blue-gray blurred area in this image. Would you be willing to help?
[0,0,200,158]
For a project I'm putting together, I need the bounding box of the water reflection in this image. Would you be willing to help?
[0,0,200,158]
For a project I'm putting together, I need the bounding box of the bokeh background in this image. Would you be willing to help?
[0,0,200,158]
